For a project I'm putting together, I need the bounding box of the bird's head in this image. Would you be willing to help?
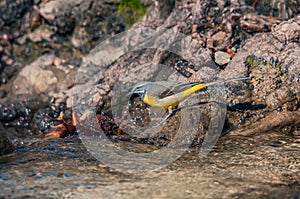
[126,82,148,100]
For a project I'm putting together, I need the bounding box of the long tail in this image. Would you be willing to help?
[182,76,249,99]
[204,76,249,87]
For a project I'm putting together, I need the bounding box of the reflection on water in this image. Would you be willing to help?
[0,132,299,198]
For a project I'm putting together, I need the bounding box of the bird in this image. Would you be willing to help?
[127,76,249,127]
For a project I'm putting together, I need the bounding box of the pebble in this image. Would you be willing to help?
[214,51,231,65]
[212,31,226,42]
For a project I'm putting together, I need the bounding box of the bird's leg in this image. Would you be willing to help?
[152,107,174,128]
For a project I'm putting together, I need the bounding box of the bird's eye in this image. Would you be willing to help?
[130,93,141,101]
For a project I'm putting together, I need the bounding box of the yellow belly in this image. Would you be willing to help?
[143,83,207,109]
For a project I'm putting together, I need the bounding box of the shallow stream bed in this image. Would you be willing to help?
[1,131,299,198]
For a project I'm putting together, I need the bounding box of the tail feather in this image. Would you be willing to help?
[165,77,249,95]
[205,77,249,87]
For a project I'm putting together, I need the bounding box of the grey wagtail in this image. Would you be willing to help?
[127,77,249,126]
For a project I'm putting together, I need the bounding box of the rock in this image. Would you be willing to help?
[214,51,231,65]
[221,16,300,133]
[39,0,122,36]
[72,4,300,145]
[211,31,226,45]
[0,0,34,38]
[0,61,18,85]
[265,86,297,111]
[1,0,299,144]
[68,2,236,146]
[39,0,83,21]
[0,124,15,155]
[0,97,50,131]
[206,38,214,49]
[71,27,90,48]
[222,16,300,80]
[0,34,14,68]
[27,28,53,43]
[141,0,175,27]
[13,54,58,96]
[272,15,300,42]
[252,0,299,19]
[52,10,76,35]
[12,54,76,104]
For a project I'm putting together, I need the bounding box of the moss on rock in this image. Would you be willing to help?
[115,0,148,27]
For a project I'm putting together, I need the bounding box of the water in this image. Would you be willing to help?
[0,132,299,198]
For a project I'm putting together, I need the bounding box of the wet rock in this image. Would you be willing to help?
[0,91,68,138]
[32,106,65,134]
[0,97,50,135]
[0,124,15,155]
[0,104,17,123]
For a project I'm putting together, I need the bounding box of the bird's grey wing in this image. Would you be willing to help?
[147,81,200,99]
